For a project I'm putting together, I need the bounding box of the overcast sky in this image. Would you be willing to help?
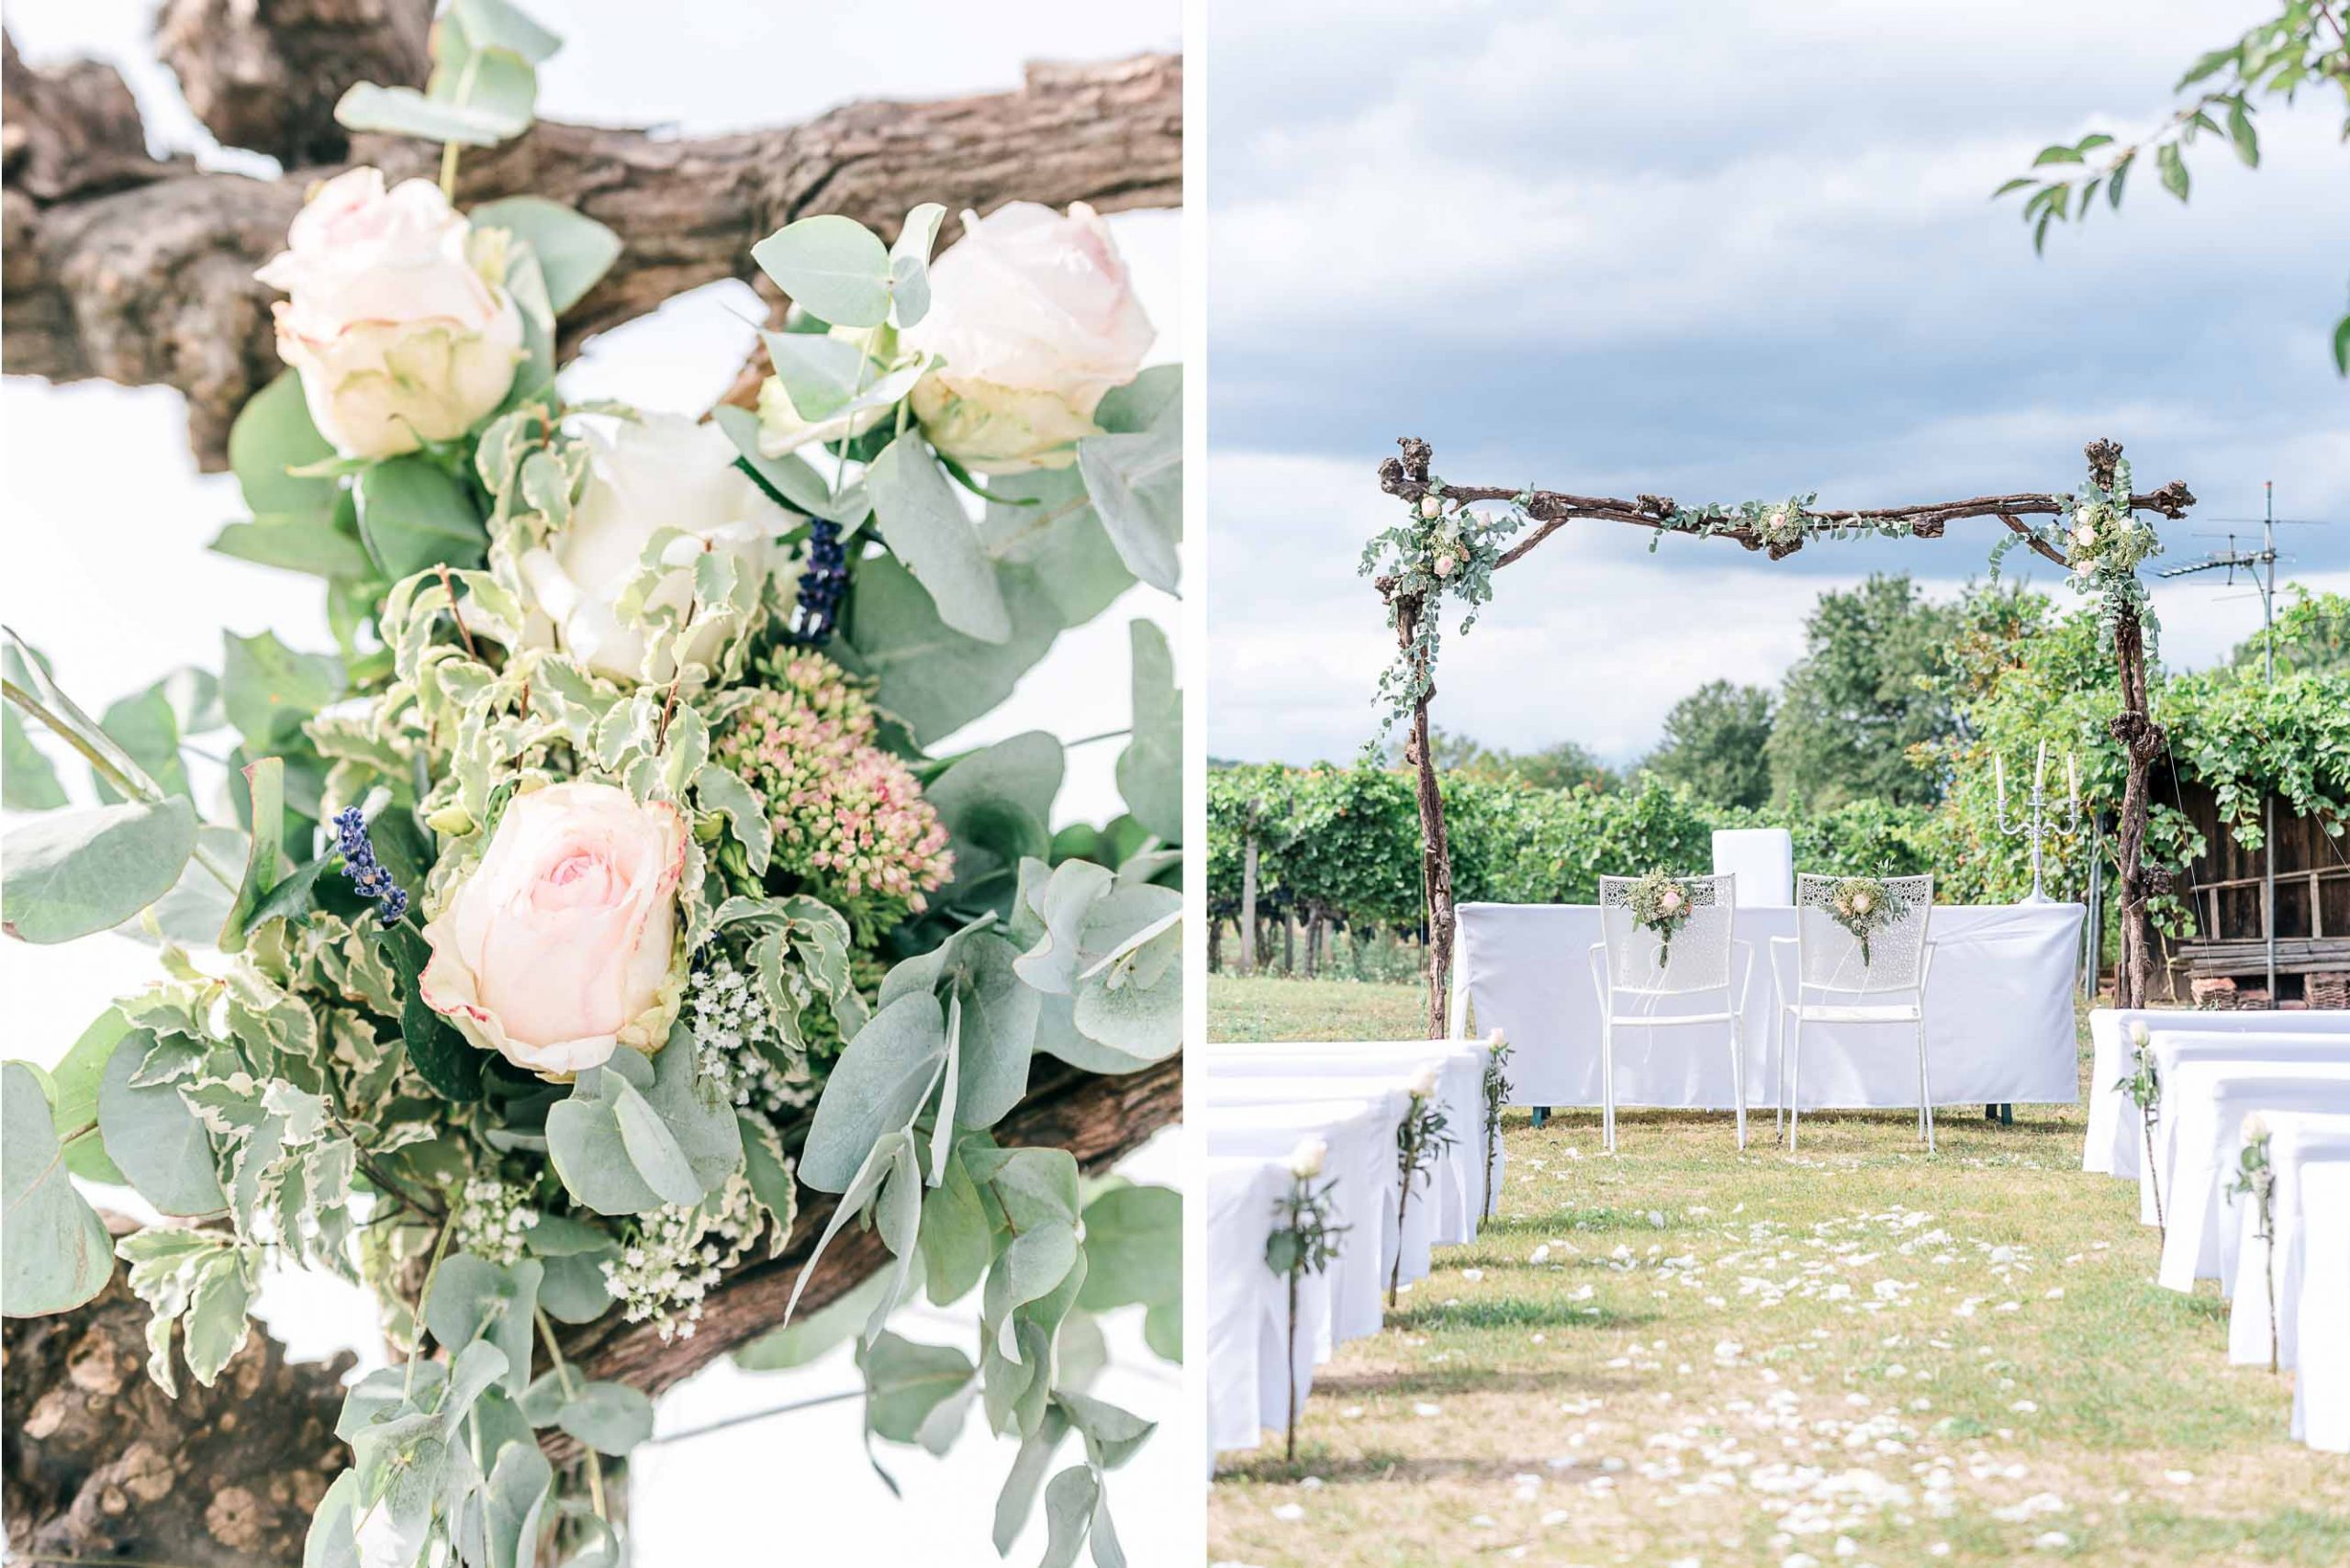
[2,4,1184,1562]
[1205,0,2350,767]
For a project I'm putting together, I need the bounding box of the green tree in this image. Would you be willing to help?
[1387,726,1619,791]
[1998,1,2350,372]
[1647,680,1775,808]
[1765,574,1958,810]
[2232,587,2350,676]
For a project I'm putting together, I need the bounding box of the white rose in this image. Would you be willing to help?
[1288,1136,1327,1180]
[255,167,524,459]
[514,413,777,684]
[2129,1021,2150,1047]
[1420,496,1444,519]
[1432,554,1455,578]
[420,781,688,1078]
[1407,1066,1441,1100]
[1487,1027,1507,1051]
[2074,521,2098,546]
[2243,1112,2269,1141]
[901,201,1153,475]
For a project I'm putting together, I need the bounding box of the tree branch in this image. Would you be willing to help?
[3,42,1181,467]
[2,1056,1181,1562]
[155,0,436,166]
[1375,436,2196,568]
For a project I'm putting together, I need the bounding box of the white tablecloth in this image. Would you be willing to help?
[1203,1099,1403,1347]
[2138,1034,2350,1226]
[2086,1008,2350,1176]
[2228,1113,2350,1369]
[1199,1040,1491,1238]
[1204,1155,1320,1458]
[2291,1163,2350,1452]
[1452,902,2084,1109]
[2152,1064,2350,1294]
[1201,1079,1435,1289]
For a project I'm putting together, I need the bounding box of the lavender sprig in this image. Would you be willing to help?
[333,806,410,926]
[784,518,849,645]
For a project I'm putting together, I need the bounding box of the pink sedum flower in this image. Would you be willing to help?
[420,781,688,1078]
[711,655,952,941]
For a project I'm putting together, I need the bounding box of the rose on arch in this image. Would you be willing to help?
[902,200,1154,475]
[1289,1136,1328,1180]
[255,167,524,459]
[420,780,689,1078]
[513,412,778,683]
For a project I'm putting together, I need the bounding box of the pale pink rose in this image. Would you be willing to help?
[255,167,523,459]
[1659,887,1684,914]
[1407,1066,1441,1100]
[1432,554,1456,578]
[420,781,688,1077]
[902,201,1154,474]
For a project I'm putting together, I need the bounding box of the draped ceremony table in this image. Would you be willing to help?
[2151,1063,2350,1294]
[2136,1034,2350,1226]
[1203,1099,1404,1348]
[2291,1161,2350,1453]
[1202,1080,1436,1288]
[2085,1008,2350,1177]
[1451,902,2085,1109]
[2229,1112,2350,1370]
[1204,1154,1322,1459]
[1197,1039,1492,1237]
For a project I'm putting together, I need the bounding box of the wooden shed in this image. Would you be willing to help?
[2165,777,2350,1007]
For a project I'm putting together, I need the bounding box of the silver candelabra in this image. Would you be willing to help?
[1994,739,2083,904]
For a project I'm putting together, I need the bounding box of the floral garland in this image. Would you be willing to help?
[1822,876,1908,967]
[1358,482,1528,751]
[1265,1136,1348,1461]
[1628,869,1697,967]
[2230,1112,2279,1372]
[2120,1022,2165,1232]
[0,7,1182,1563]
[1994,452,2165,655]
[1387,1070,1455,1306]
[1480,1028,1513,1222]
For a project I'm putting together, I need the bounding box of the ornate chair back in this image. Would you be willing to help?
[1597,873,1736,998]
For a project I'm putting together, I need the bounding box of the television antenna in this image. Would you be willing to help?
[2151,485,2342,1005]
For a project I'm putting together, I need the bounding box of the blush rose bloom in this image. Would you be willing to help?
[901,201,1154,475]
[420,781,688,1077]
[255,168,524,459]
[513,413,777,684]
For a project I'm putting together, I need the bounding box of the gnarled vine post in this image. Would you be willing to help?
[1374,434,2192,1035]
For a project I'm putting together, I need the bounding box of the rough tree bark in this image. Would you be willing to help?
[4,13,1184,1566]
[1374,435,2193,1032]
[6,1057,1181,1566]
[4,19,1181,466]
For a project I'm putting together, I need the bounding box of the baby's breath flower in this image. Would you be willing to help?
[600,1175,759,1342]
[452,1176,540,1266]
[688,958,816,1119]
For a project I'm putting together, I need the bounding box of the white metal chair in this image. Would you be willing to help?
[1773,873,1938,1151]
[1588,873,1752,1152]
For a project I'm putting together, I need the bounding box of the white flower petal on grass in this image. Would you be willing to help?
[1270,1504,1305,1523]
[1413,1402,1442,1417]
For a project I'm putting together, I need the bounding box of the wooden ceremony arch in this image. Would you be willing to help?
[1371,435,2197,1037]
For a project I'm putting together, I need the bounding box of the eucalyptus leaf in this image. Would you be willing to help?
[1075,426,1181,595]
[862,1329,977,1448]
[336,81,529,146]
[229,370,337,520]
[751,215,892,330]
[469,196,621,315]
[2,798,196,944]
[357,456,489,582]
[800,991,946,1193]
[220,630,342,753]
[4,1061,114,1316]
[867,434,1012,644]
[554,1379,654,1455]
[1113,621,1181,845]
[2,705,65,810]
[97,1031,225,1216]
[835,554,1064,745]
[209,512,377,581]
[49,1007,129,1183]
[887,202,948,329]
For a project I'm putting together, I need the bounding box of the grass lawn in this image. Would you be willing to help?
[1207,975,2350,1568]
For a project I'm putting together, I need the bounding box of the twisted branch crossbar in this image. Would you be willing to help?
[1373,434,2189,1037]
